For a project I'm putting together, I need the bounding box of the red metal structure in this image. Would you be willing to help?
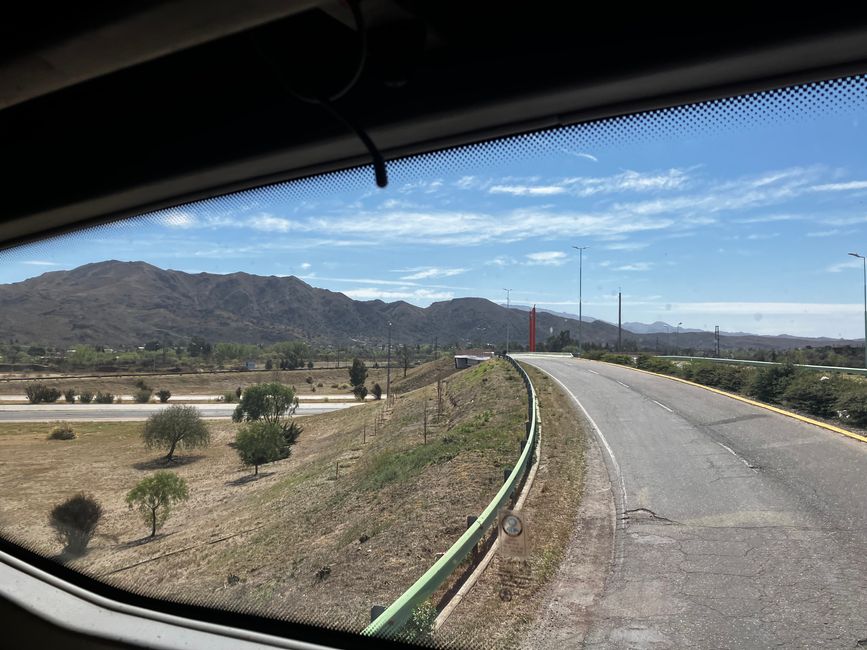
[529,305,536,352]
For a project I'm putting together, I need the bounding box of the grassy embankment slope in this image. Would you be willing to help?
[0,358,525,634]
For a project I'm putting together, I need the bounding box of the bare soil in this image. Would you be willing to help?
[0,358,527,636]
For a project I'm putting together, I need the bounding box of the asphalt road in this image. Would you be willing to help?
[515,354,867,649]
[0,401,358,422]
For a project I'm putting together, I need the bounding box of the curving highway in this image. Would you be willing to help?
[515,354,867,649]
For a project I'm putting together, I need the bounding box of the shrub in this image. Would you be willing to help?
[600,353,633,366]
[747,363,797,404]
[94,391,115,404]
[836,385,867,428]
[156,389,172,403]
[307,361,314,369]
[143,405,211,461]
[305,376,313,384]
[400,600,437,644]
[25,383,62,404]
[222,391,237,403]
[235,421,287,475]
[126,471,189,537]
[353,385,369,401]
[49,493,102,555]
[371,383,382,400]
[317,382,323,387]
[48,422,76,440]
[134,379,152,391]
[331,383,338,389]
[635,355,677,374]
[782,373,838,418]
[688,362,749,392]
[232,382,299,430]
[79,390,94,404]
[63,388,76,403]
[134,388,153,403]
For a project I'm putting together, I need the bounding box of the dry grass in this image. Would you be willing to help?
[435,364,587,650]
[0,358,527,635]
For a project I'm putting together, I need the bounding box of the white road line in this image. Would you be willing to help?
[616,380,630,388]
[587,369,599,375]
[715,441,757,472]
[652,399,674,413]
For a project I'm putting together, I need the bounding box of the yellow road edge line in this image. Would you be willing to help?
[591,360,867,445]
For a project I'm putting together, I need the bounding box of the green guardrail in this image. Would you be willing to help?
[362,354,539,640]
[658,355,867,376]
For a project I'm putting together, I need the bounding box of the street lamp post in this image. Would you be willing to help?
[572,246,588,355]
[676,321,682,353]
[503,288,512,355]
[849,252,867,368]
[386,321,392,400]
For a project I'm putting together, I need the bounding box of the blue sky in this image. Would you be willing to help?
[3,102,867,339]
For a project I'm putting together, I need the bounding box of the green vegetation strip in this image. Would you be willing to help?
[658,355,867,376]
[362,355,538,640]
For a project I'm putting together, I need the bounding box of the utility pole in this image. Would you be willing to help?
[572,246,588,354]
[617,290,622,352]
[676,322,682,353]
[336,347,340,369]
[386,322,392,400]
[848,253,867,368]
[714,326,720,358]
[503,288,513,355]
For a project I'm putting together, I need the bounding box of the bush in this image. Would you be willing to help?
[371,383,382,400]
[317,382,323,388]
[134,388,153,403]
[48,422,76,440]
[782,373,838,418]
[331,384,338,389]
[235,421,287,475]
[836,385,867,428]
[600,353,633,366]
[25,383,62,404]
[143,405,211,461]
[353,385,368,401]
[79,390,94,404]
[232,382,299,429]
[400,600,437,644]
[307,361,314,369]
[635,355,677,374]
[156,389,172,403]
[63,388,76,403]
[305,376,313,384]
[222,391,237,403]
[94,391,115,404]
[747,363,797,404]
[687,362,749,392]
[49,493,102,555]
[134,379,152,391]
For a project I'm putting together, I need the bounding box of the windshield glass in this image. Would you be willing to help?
[1,75,866,649]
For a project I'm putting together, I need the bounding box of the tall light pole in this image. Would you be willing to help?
[676,322,682,353]
[849,252,867,368]
[386,321,392,400]
[503,288,512,354]
[572,246,588,355]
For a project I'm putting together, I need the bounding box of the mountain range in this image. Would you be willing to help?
[0,261,859,352]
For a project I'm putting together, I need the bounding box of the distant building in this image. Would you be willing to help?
[244,360,257,370]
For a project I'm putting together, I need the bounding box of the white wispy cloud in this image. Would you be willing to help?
[614,262,654,272]
[297,274,469,290]
[485,256,517,267]
[21,260,60,266]
[603,241,649,251]
[525,251,568,266]
[826,259,864,273]
[806,229,842,237]
[342,287,453,302]
[746,233,779,240]
[561,150,598,162]
[489,185,566,196]
[300,262,312,270]
[397,267,468,280]
[810,180,867,192]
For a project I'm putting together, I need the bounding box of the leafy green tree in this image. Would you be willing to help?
[353,385,369,401]
[349,358,368,389]
[270,341,309,369]
[142,405,211,461]
[371,383,382,400]
[126,472,189,537]
[235,422,287,475]
[400,345,412,377]
[187,336,212,358]
[49,493,102,556]
[232,382,299,429]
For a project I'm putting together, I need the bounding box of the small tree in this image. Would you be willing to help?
[156,389,172,403]
[142,405,211,462]
[235,422,287,475]
[126,471,189,537]
[134,388,153,403]
[353,385,369,401]
[63,388,76,403]
[25,383,62,404]
[400,345,412,378]
[94,391,115,404]
[49,493,102,556]
[232,382,299,429]
[349,358,368,389]
[371,383,382,400]
[79,390,94,404]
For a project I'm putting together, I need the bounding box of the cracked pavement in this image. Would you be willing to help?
[516,355,867,649]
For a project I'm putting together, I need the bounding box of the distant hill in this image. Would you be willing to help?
[0,261,859,352]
